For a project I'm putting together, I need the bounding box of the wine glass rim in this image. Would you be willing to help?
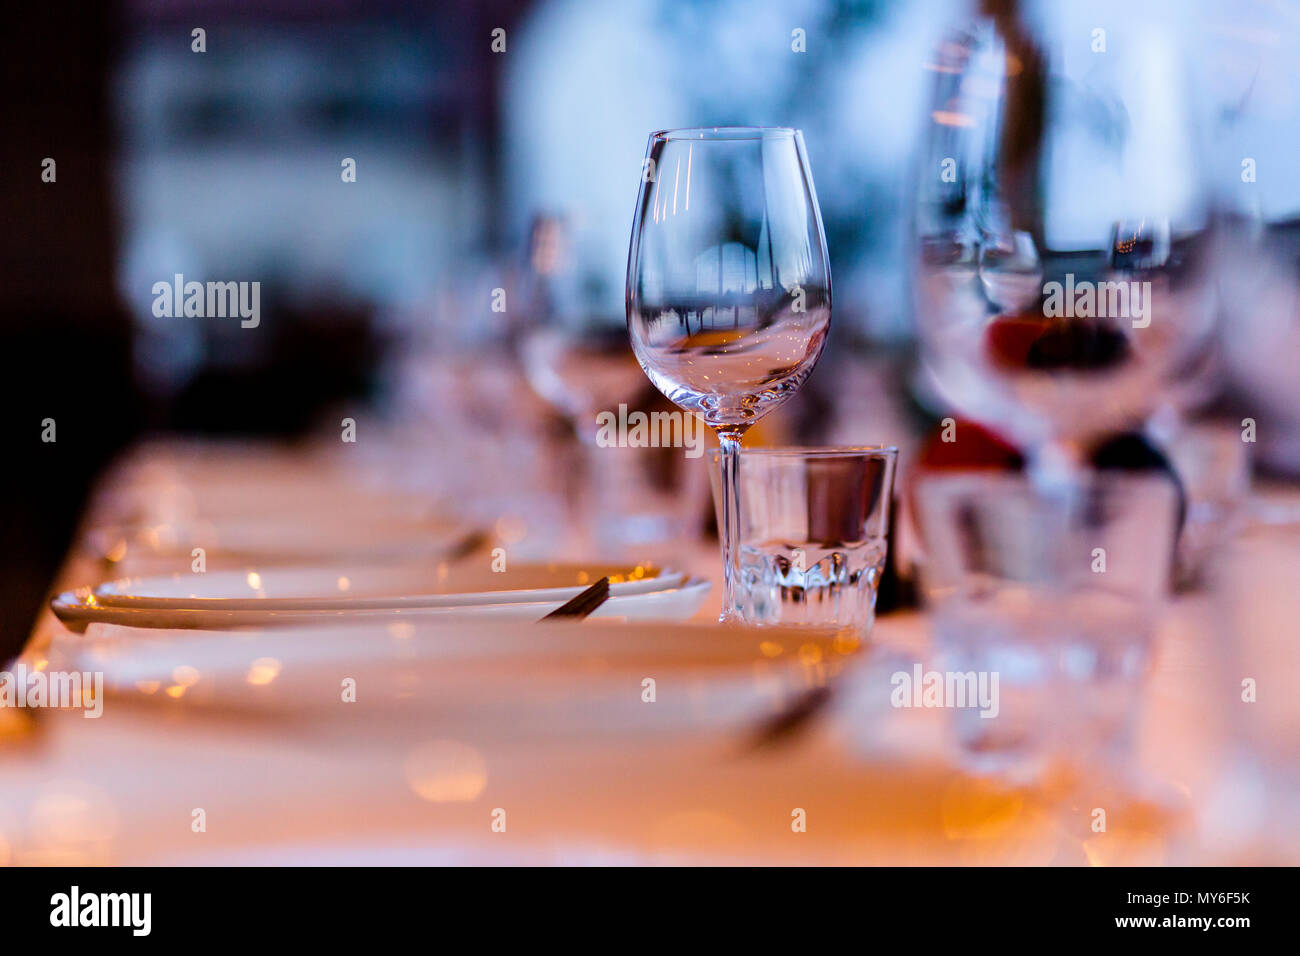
[709,444,898,459]
[650,126,800,142]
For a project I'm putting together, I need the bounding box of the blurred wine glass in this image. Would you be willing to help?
[521,325,647,429]
[519,214,647,429]
[516,214,683,554]
[1207,0,1300,479]
[914,0,1217,484]
[627,127,831,619]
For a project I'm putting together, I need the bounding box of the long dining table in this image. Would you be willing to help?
[1,438,1296,866]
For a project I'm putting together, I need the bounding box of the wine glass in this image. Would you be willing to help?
[517,214,651,551]
[626,127,832,620]
[914,2,1217,487]
[1208,0,1300,478]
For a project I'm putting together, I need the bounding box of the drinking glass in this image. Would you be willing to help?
[518,213,652,552]
[1191,515,1300,863]
[914,1,1216,485]
[519,212,649,440]
[709,446,896,633]
[1208,0,1300,477]
[627,127,832,619]
[913,471,1179,779]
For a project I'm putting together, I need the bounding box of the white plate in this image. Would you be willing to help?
[64,618,852,736]
[51,565,709,631]
[89,562,680,608]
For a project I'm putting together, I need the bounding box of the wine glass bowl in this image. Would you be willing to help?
[627,128,831,435]
[521,324,647,425]
[914,8,1217,460]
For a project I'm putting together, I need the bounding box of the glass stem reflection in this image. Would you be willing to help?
[1027,438,1087,498]
[715,427,747,623]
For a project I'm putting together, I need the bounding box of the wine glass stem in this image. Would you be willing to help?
[570,410,602,553]
[716,429,746,623]
[1027,437,1087,497]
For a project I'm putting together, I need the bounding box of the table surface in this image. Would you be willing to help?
[2,439,1296,866]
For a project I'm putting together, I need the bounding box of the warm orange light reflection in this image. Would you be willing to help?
[939,776,1025,841]
[403,740,488,803]
[246,658,282,686]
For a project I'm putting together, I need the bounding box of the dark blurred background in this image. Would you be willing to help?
[0,0,944,655]
[2,0,529,652]
[3,0,1296,653]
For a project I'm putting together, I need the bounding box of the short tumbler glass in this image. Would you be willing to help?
[709,446,897,633]
[914,472,1179,775]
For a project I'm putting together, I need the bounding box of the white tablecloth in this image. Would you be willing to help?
[2,441,1296,865]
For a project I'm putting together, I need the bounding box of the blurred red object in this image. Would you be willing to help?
[915,419,1025,473]
[984,313,1047,370]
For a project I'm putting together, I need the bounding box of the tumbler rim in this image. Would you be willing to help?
[708,445,898,459]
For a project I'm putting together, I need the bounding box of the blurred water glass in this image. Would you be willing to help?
[1216,213,1300,475]
[587,441,709,554]
[709,447,897,634]
[1160,422,1250,587]
[1196,515,1300,862]
[1204,0,1300,477]
[914,472,1179,779]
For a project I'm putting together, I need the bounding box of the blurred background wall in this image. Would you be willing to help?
[3,0,1297,652]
